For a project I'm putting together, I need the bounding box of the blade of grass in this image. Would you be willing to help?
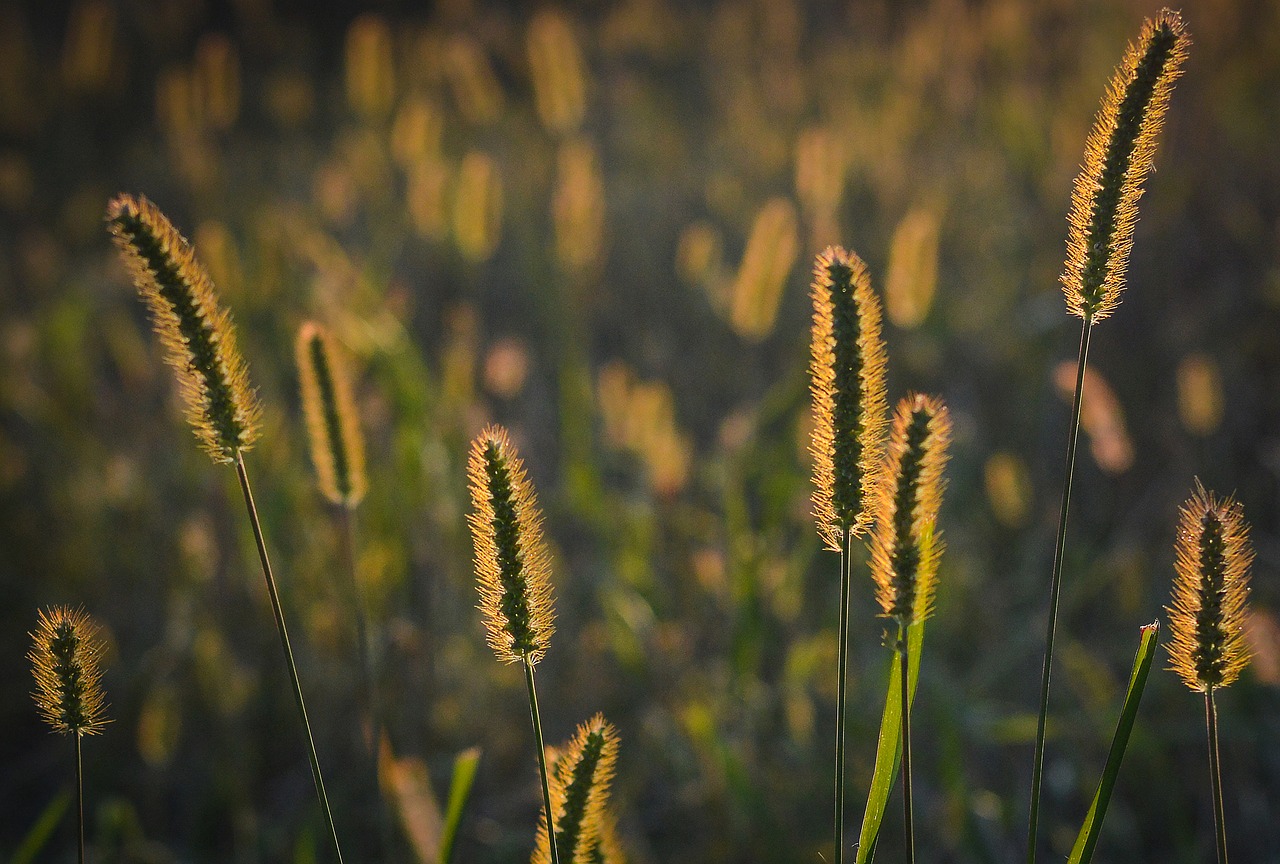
[854,618,924,864]
[9,790,71,864]
[439,747,482,864]
[1067,621,1160,864]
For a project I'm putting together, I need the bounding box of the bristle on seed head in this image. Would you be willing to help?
[1167,480,1252,692]
[533,714,620,864]
[107,194,260,462]
[29,607,109,736]
[297,321,367,507]
[809,246,889,550]
[1062,9,1190,323]
[870,394,951,627]
[467,425,555,664]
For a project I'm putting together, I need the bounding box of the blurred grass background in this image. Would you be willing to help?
[1,0,1278,861]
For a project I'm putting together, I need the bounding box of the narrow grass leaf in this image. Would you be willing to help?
[1068,621,1160,864]
[439,747,482,864]
[8,790,71,864]
[854,618,924,863]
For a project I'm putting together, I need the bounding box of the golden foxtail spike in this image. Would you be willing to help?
[297,321,367,507]
[29,607,109,737]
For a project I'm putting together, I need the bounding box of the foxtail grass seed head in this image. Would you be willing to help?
[809,246,889,549]
[870,394,951,627]
[1062,9,1189,323]
[29,607,109,736]
[533,714,620,864]
[467,425,555,664]
[107,194,260,463]
[297,321,367,507]
[1167,481,1252,692]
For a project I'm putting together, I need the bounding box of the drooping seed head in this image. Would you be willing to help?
[870,394,951,626]
[467,425,555,664]
[1062,9,1190,323]
[809,246,889,550]
[29,607,109,736]
[296,321,367,507]
[533,714,620,864]
[107,194,260,463]
[1167,481,1252,692]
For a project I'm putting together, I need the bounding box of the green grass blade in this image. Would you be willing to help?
[854,619,924,864]
[9,790,71,864]
[438,747,482,864]
[1067,621,1160,864]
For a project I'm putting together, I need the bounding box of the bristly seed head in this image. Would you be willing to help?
[1167,480,1252,692]
[107,194,260,463]
[467,425,556,665]
[297,321,367,507]
[29,607,109,736]
[1062,9,1190,323]
[533,714,620,864]
[809,246,889,550]
[870,394,951,627]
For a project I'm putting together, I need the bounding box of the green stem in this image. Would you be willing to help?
[75,733,84,864]
[525,660,561,864]
[1027,317,1092,864]
[235,452,344,863]
[834,530,852,864]
[337,504,388,855]
[1206,689,1228,864]
[899,625,915,864]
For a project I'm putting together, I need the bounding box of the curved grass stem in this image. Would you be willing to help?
[1206,689,1228,864]
[235,452,344,863]
[524,660,561,864]
[898,625,915,864]
[1027,316,1092,864]
[834,530,853,864]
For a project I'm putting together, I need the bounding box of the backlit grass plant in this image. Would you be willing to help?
[1026,11,1190,861]
[868,394,951,863]
[29,607,109,864]
[296,320,385,849]
[467,424,562,864]
[808,245,888,864]
[107,194,344,862]
[1166,482,1253,864]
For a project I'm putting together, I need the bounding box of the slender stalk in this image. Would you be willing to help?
[524,660,561,864]
[336,505,388,853]
[1027,317,1092,863]
[75,733,84,864]
[898,625,915,864]
[234,451,344,863]
[1205,689,1228,864]
[834,529,853,864]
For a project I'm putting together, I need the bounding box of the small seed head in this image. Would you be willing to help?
[533,714,620,864]
[29,607,109,736]
[297,321,367,507]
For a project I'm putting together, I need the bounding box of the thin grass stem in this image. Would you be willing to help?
[834,529,853,864]
[75,734,84,864]
[1206,689,1228,864]
[336,505,387,854]
[898,624,915,864]
[1027,317,1092,863]
[524,660,561,864]
[234,451,344,863]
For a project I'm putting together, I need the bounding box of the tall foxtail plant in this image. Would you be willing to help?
[1026,11,1189,861]
[1166,482,1252,864]
[466,425,561,864]
[869,394,951,863]
[808,246,888,863]
[107,194,344,861]
[296,321,385,849]
[29,607,109,864]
